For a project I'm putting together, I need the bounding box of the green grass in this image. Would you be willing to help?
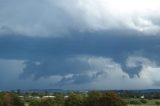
[125,98,160,106]
[25,102,29,106]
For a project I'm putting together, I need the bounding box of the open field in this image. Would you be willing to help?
[125,99,160,106]
[25,103,29,106]
[127,105,159,106]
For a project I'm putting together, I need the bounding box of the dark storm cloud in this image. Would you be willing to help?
[1,31,160,82]
[1,0,160,89]
[1,31,160,59]
[19,57,91,80]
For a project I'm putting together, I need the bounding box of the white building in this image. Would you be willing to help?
[42,96,55,99]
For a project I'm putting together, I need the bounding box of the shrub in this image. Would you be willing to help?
[140,99,147,104]
[40,98,55,106]
[29,100,40,106]
[98,92,127,106]
[85,91,102,106]
[155,101,160,105]
[65,93,86,106]
[130,100,141,105]
[1,93,24,106]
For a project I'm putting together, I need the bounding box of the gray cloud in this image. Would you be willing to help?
[1,0,160,90]
[1,0,160,37]
[1,32,160,80]
[19,57,91,80]
[1,55,160,90]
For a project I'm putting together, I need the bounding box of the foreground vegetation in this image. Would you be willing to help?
[1,90,160,106]
[125,99,160,106]
[0,91,126,106]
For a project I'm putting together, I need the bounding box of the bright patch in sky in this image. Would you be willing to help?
[107,0,160,13]
[74,0,160,33]
[0,0,160,37]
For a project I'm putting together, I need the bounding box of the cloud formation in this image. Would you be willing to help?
[1,0,160,90]
[0,33,160,89]
[1,55,160,90]
[0,0,160,37]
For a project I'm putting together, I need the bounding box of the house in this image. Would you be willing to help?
[42,96,55,99]
[140,95,145,99]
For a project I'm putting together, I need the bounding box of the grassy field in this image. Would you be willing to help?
[25,102,29,106]
[125,99,160,106]
[128,104,159,106]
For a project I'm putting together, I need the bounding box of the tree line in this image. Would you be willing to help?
[0,92,24,106]
[0,91,127,106]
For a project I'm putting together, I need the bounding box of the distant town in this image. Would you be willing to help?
[1,89,160,106]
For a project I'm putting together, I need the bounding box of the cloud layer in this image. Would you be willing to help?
[1,55,160,90]
[0,33,160,89]
[1,0,160,37]
[1,0,160,90]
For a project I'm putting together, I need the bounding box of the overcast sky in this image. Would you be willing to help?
[1,0,160,90]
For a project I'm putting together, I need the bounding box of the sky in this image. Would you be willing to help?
[1,0,160,90]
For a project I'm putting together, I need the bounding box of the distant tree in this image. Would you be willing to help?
[17,89,21,94]
[65,93,85,106]
[1,93,24,106]
[13,95,24,106]
[140,99,147,104]
[29,99,40,106]
[40,98,55,106]
[130,100,141,105]
[85,91,102,106]
[98,92,127,106]
[1,93,14,106]
[31,92,39,97]
[0,99,2,106]
[54,95,65,106]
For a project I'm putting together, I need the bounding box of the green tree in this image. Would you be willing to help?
[130,100,141,105]
[13,95,24,106]
[29,99,40,106]
[140,99,147,104]
[1,93,14,106]
[54,95,65,106]
[40,98,55,106]
[65,93,85,106]
[155,101,160,106]
[0,99,2,106]
[1,93,24,106]
[98,92,127,106]
[85,91,102,106]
